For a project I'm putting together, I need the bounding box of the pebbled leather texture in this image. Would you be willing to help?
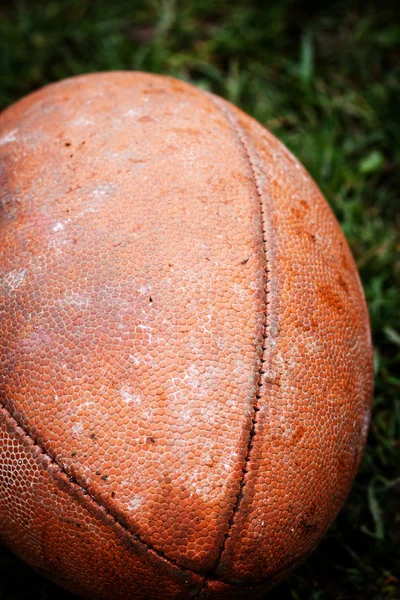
[0,72,374,599]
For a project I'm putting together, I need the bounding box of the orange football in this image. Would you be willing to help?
[0,72,373,599]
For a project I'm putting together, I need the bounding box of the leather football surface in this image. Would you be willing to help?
[0,72,374,599]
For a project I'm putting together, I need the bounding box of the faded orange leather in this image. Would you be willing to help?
[0,72,373,599]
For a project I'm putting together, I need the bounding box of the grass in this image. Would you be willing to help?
[0,1,399,598]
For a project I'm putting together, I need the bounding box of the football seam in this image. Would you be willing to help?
[203,95,271,578]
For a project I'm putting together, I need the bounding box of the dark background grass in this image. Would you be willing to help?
[0,1,399,598]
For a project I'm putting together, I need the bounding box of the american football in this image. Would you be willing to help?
[0,72,374,599]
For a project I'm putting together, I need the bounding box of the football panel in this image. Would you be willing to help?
[212,98,374,583]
